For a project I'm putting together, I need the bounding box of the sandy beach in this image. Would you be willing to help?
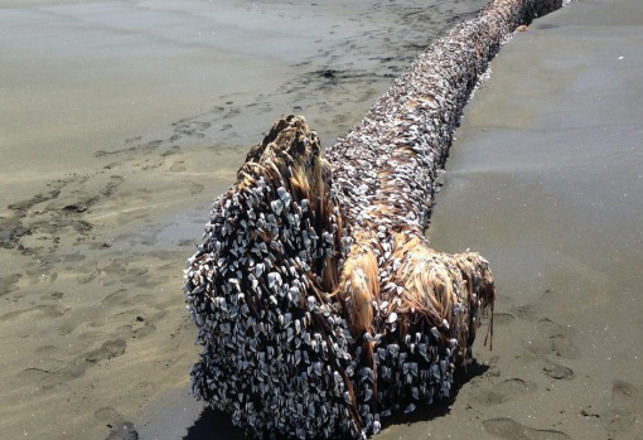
[1,0,642,439]
[423,1,643,438]
[1,1,486,439]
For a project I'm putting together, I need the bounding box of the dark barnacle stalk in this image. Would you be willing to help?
[184,0,572,438]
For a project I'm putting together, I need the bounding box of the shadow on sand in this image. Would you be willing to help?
[183,407,248,440]
[183,360,488,439]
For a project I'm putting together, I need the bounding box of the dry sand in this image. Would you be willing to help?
[1,0,641,439]
[0,1,487,439]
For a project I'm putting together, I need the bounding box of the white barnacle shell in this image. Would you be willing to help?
[270,199,284,216]
[255,263,264,278]
[404,403,416,414]
[267,272,282,291]
[277,187,292,207]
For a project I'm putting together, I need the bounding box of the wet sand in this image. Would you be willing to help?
[0,1,487,439]
[2,0,641,439]
[0,0,480,205]
[423,0,643,438]
[137,1,643,439]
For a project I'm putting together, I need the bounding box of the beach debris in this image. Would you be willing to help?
[184,0,571,438]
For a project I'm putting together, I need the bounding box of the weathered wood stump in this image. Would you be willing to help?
[184,0,570,438]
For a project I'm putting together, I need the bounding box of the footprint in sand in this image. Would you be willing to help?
[34,344,59,356]
[85,338,127,363]
[474,378,537,405]
[493,312,516,327]
[527,318,579,360]
[18,367,52,383]
[17,367,72,394]
[188,181,205,196]
[0,273,22,297]
[169,161,187,172]
[540,358,574,380]
[0,304,67,323]
[607,380,639,438]
[172,119,212,139]
[483,417,569,439]
[511,304,540,321]
[18,355,83,393]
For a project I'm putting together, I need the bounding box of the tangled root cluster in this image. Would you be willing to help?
[185,117,493,439]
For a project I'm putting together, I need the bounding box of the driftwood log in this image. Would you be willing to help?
[184,0,570,438]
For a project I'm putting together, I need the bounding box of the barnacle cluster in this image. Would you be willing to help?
[184,0,570,438]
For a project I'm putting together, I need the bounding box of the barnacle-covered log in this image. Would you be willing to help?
[184,0,571,439]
